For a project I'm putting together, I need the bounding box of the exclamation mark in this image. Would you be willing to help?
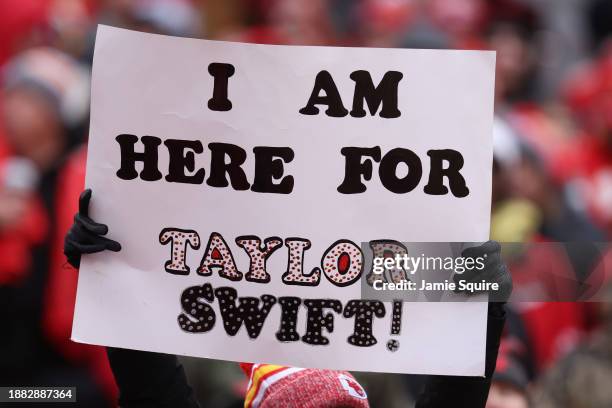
[386,300,403,352]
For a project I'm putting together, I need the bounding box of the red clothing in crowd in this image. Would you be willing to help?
[556,135,612,234]
[0,146,116,399]
[43,147,117,397]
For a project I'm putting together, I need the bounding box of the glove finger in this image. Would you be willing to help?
[456,240,502,283]
[454,259,502,288]
[79,189,92,217]
[69,239,107,254]
[67,224,97,246]
[454,250,501,283]
[461,240,501,259]
[99,235,122,252]
[73,226,122,252]
[75,213,108,235]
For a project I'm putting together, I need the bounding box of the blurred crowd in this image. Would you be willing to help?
[1,0,612,407]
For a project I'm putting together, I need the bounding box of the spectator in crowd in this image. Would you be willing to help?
[0,47,114,405]
[530,283,612,407]
[486,350,530,408]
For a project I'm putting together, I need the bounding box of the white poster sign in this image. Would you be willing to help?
[72,25,495,376]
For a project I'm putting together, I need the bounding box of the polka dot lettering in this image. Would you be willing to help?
[197,232,243,281]
[235,235,283,283]
[343,299,386,347]
[301,299,342,345]
[214,286,277,339]
[391,300,402,335]
[177,284,216,333]
[321,240,364,287]
[282,238,320,286]
[367,240,409,286]
[159,228,200,275]
[275,297,301,342]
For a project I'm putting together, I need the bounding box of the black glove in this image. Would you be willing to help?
[415,241,512,408]
[415,302,506,408]
[454,240,513,303]
[64,189,121,268]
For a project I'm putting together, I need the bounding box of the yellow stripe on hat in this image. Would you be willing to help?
[244,364,287,408]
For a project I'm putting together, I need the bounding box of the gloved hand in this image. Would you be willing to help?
[63,190,197,407]
[454,240,513,303]
[416,241,512,408]
[64,189,121,268]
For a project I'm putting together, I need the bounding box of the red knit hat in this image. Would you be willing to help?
[241,363,369,408]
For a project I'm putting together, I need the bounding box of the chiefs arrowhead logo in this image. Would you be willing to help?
[338,374,367,400]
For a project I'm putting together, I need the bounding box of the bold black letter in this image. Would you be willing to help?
[276,297,301,342]
[207,143,250,190]
[337,147,381,194]
[299,71,348,117]
[424,149,469,197]
[116,134,162,181]
[178,284,215,333]
[208,63,235,111]
[164,139,205,184]
[251,147,294,194]
[349,70,403,118]
[214,287,276,339]
[379,148,422,193]
[343,300,386,346]
[302,299,342,345]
